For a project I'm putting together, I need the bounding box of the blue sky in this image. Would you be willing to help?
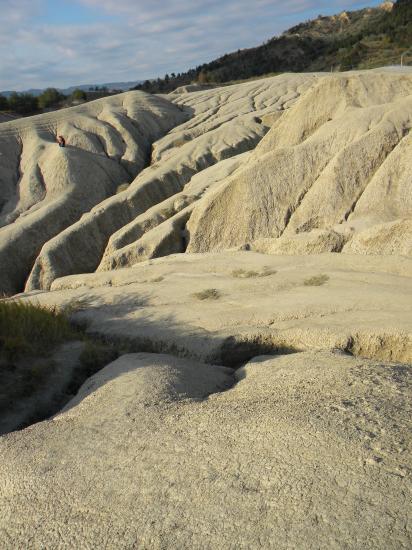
[1,0,384,91]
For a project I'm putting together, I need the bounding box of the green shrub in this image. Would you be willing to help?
[38,88,64,109]
[7,92,38,114]
[0,94,8,110]
[70,89,87,101]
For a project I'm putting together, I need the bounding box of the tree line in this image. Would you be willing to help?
[133,0,412,94]
[0,88,88,115]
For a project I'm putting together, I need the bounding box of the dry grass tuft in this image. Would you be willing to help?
[0,300,75,361]
[232,269,259,278]
[192,288,221,300]
[303,274,330,287]
[232,267,277,278]
[0,300,78,415]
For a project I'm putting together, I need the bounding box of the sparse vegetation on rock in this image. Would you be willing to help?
[192,288,221,300]
[0,3,411,547]
[0,300,74,360]
[303,274,330,286]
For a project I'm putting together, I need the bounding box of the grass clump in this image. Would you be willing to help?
[232,269,259,278]
[303,274,330,287]
[192,288,221,301]
[0,300,78,423]
[232,267,277,278]
[0,300,75,361]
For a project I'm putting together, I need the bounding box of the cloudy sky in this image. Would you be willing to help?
[1,0,383,91]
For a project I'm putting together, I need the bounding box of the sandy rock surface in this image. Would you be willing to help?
[18,251,412,365]
[0,92,186,294]
[1,69,411,548]
[23,73,316,292]
[1,350,410,548]
[187,72,412,255]
[3,71,411,295]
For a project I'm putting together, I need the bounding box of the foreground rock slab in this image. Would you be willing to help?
[23,251,412,364]
[1,351,410,548]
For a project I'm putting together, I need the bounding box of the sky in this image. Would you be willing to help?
[0,0,384,91]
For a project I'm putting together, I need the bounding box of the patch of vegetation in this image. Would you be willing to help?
[0,300,124,431]
[116,182,130,194]
[232,269,259,278]
[37,87,65,110]
[133,1,412,94]
[173,137,190,148]
[0,300,79,423]
[232,268,277,278]
[151,276,164,283]
[0,300,76,361]
[6,92,38,115]
[192,288,221,300]
[0,357,57,418]
[70,88,87,101]
[64,340,119,397]
[303,274,330,287]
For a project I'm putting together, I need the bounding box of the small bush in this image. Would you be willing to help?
[38,88,64,110]
[70,89,87,101]
[192,288,221,300]
[7,92,38,114]
[116,183,130,194]
[0,94,8,110]
[0,300,75,361]
[303,274,329,287]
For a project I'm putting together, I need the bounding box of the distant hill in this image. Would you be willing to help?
[1,81,143,98]
[134,0,412,93]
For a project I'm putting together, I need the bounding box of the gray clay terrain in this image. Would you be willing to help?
[0,69,411,548]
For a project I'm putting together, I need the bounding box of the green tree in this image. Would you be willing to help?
[71,89,87,101]
[8,92,38,114]
[38,88,64,109]
[0,95,8,110]
[197,70,210,84]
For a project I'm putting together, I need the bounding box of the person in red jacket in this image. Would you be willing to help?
[57,135,66,147]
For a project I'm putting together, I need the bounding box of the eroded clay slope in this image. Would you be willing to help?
[0,92,186,294]
[187,72,412,256]
[1,350,410,548]
[23,73,319,290]
[2,71,411,295]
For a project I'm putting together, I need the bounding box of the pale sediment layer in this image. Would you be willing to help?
[2,72,411,295]
[1,350,410,548]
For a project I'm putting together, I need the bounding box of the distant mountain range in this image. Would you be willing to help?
[1,81,143,97]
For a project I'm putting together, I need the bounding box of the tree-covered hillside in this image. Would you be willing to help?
[134,0,412,94]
